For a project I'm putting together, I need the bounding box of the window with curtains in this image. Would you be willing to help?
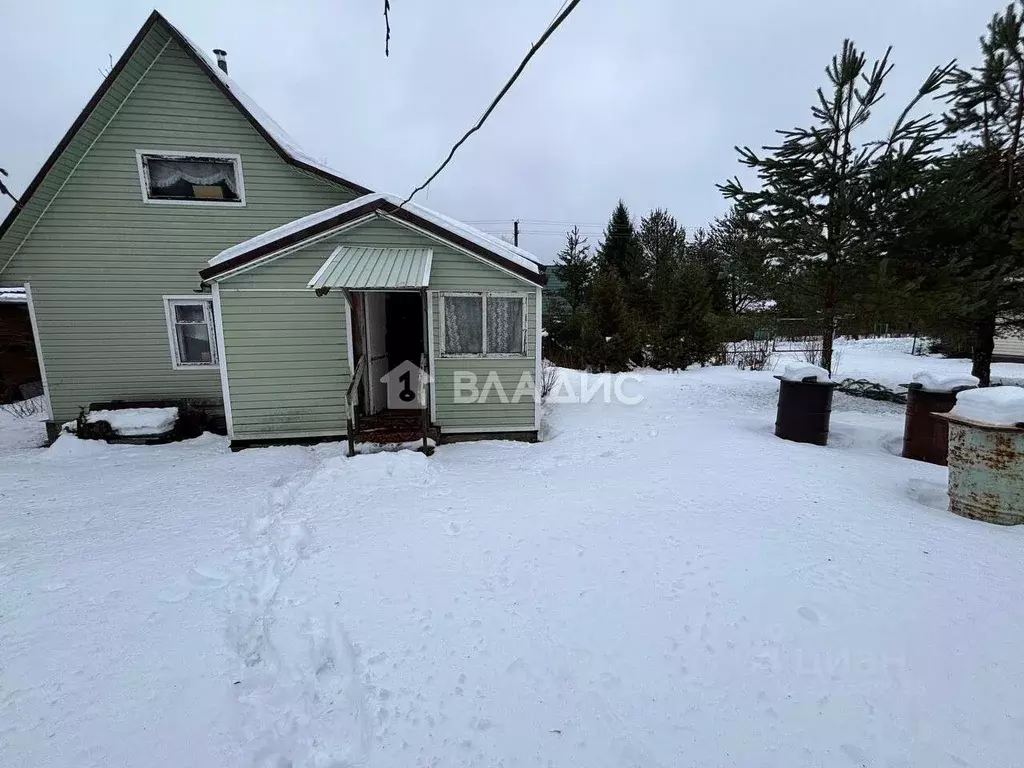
[163,297,218,369]
[137,151,244,204]
[441,293,526,357]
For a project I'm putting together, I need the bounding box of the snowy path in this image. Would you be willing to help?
[3,339,1024,767]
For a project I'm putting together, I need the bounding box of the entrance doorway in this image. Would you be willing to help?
[352,291,425,416]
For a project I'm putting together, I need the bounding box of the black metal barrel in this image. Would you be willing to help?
[774,376,837,446]
[900,384,963,466]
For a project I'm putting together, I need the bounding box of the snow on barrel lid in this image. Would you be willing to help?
[779,363,832,383]
[950,386,1024,427]
[910,370,979,392]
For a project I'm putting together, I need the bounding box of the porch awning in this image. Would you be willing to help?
[308,246,433,290]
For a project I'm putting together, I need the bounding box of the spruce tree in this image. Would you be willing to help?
[597,201,648,306]
[640,209,686,366]
[583,267,640,372]
[708,207,774,315]
[595,201,647,362]
[720,40,954,373]
[555,225,592,314]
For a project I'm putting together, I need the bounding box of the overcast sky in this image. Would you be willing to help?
[0,0,1002,262]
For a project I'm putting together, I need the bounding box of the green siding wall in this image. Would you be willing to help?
[218,216,539,438]
[429,292,536,432]
[0,31,357,421]
[218,289,349,439]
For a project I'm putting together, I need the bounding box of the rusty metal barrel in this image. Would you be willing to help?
[901,384,971,465]
[774,376,838,446]
[941,414,1024,525]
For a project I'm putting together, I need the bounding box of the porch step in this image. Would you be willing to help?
[357,410,436,445]
[359,430,435,444]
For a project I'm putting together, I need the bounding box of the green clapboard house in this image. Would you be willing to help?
[0,11,546,448]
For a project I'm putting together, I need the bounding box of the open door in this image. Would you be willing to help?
[363,292,388,415]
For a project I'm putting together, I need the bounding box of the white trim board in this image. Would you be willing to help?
[535,287,542,432]
[426,290,437,424]
[344,294,356,378]
[440,425,537,434]
[135,149,246,207]
[437,291,530,359]
[162,295,219,371]
[211,283,235,439]
[23,283,53,419]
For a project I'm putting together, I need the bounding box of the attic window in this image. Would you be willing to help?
[137,151,245,206]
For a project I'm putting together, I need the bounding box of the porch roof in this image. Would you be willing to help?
[308,246,433,291]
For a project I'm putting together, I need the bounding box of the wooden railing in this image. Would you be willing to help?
[346,354,366,457]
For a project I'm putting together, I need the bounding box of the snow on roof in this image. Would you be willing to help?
[168,20,361,190]
[0,287,27,304]
[208,193,543,275]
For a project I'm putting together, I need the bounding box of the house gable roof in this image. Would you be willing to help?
[201,193,548,287]
[0,10,370,268]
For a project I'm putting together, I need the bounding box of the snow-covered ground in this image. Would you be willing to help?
[3,338,1024,767]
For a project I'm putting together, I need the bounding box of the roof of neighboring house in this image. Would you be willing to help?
[0,10,370,265]
[203,193,548,286]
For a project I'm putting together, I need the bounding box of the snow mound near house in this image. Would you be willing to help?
[951,386,1024,426]
[911,370,979,392]
[779,363,832,382]
[44,433,109,458]
[87,407,178,436]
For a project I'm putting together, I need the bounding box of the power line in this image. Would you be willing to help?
[401,0,583,206]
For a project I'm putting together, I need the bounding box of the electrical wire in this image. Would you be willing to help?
[400,0,583,206]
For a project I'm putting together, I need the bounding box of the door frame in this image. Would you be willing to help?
[353,289,430,416]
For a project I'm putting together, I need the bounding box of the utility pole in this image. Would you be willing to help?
[513,219,520,247]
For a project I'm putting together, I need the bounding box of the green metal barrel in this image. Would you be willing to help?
[943,415,1024,526]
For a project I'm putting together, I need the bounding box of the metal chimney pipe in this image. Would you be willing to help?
[213,49,228,74]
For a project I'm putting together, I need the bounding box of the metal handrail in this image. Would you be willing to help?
[347,355,366,456]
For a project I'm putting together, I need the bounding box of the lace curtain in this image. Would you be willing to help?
[487,297,524,354]
[147,158,237,194]
[444,296,483,354]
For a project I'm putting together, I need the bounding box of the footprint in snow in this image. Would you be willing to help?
[188,565,234,589]
[798,606,820,624]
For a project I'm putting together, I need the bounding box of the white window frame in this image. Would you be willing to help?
[163,296,219,370]
[136,149,246,207]
[439,292,529,359]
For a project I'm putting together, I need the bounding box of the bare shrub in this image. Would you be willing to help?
[540,360,559,401]
[724,339,775,371]
[0,396,44,419]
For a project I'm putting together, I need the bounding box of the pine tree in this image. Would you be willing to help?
[938,1,1024,384]
[720,40,954,373]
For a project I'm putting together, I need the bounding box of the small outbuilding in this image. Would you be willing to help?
[200,193,547,447]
